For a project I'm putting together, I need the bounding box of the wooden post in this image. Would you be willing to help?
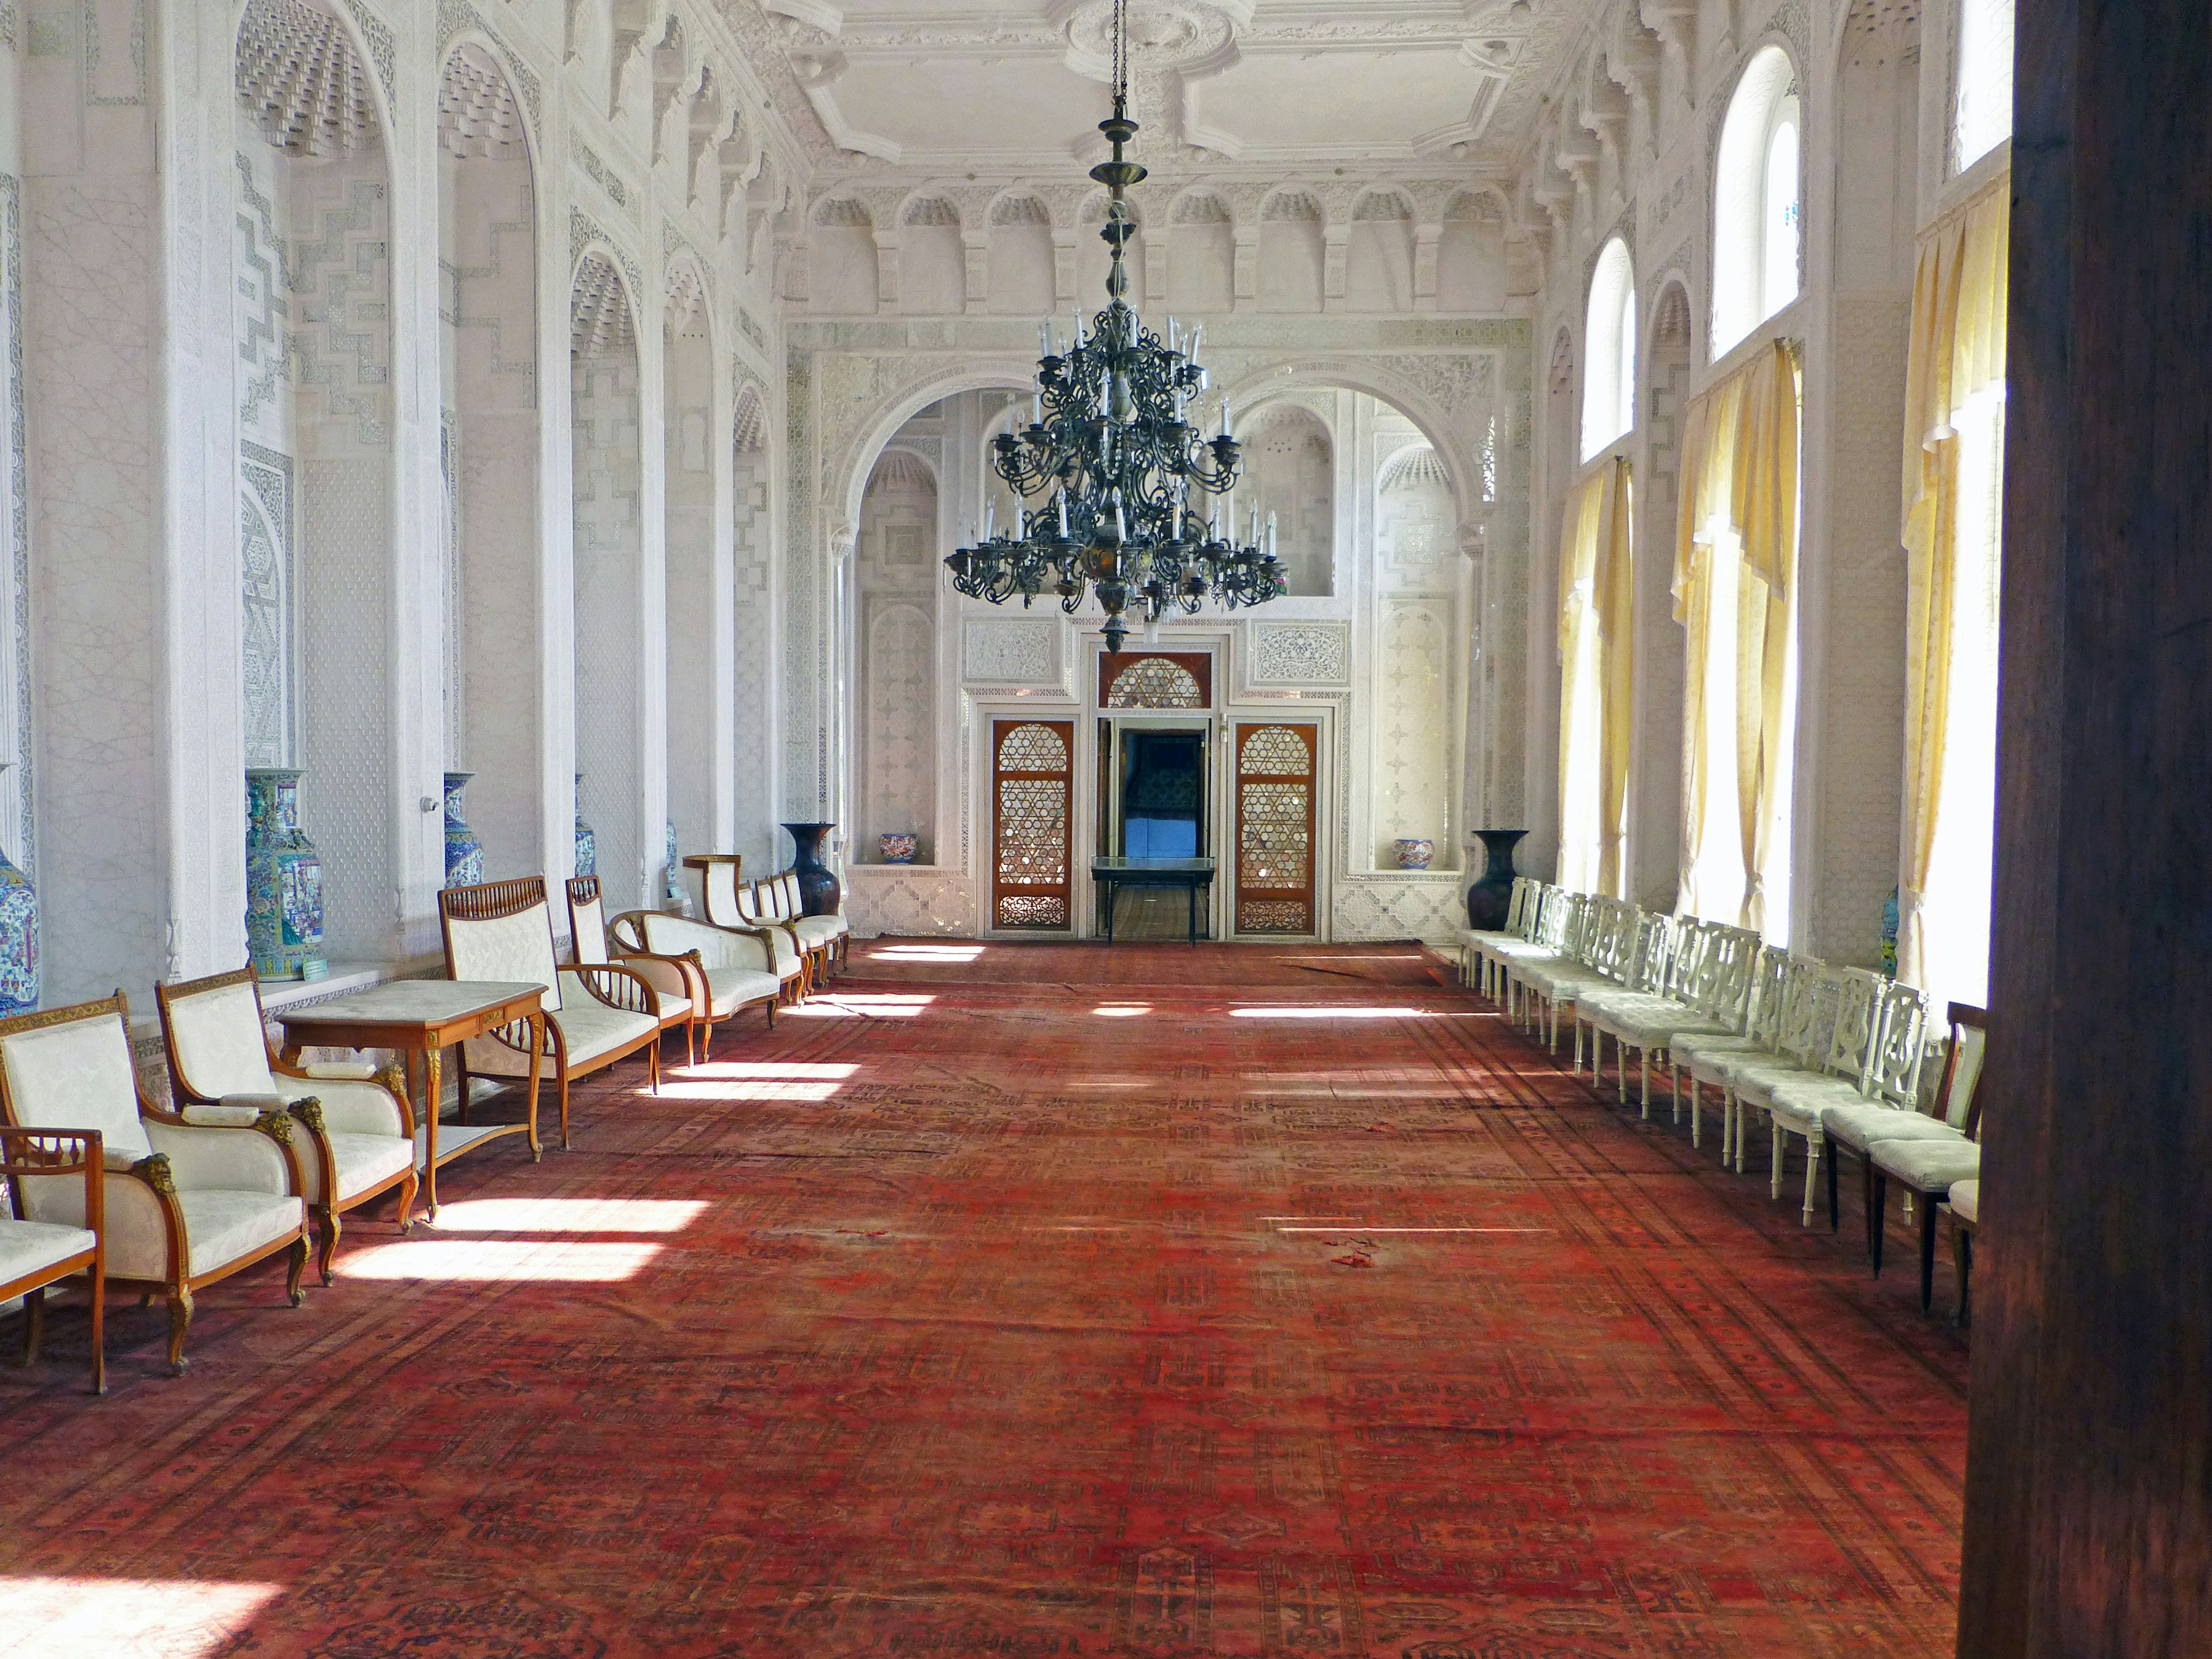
[1962,0,2212,1651]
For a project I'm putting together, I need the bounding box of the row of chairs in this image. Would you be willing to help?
[0,859,849,1392]
[1463,878,1984,1321]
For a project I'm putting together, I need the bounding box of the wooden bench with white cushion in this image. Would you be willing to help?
[157,965,418,1286]
[0,993,308,1376]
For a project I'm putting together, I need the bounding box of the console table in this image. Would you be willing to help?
[1091,856,1217,945]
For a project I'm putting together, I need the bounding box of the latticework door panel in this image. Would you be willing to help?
[992,719,1075,930]
[1234,722,1317,934]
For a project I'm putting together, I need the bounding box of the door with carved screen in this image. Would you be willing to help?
[1234,722,1319,935]
[991,718,1075,930]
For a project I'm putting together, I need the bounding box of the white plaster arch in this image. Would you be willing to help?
[568,240,645,336]
[831,362,1042,539]
[897,186,969,229]
[1581,236,1637,460]
[1710,40,1804,357]
[986,187,1057,230]
[232,0,399,153]
[1220,362,1478,529]
[436,32,546,180]
[662,248,715,348]
[1350,184,1416,221]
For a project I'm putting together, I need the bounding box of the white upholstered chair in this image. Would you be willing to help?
[157,965,418,1284]
[1579,922,1762,1120]
[1753,969,1901,1222]
[1459,877,1531,991]
[1672,954,1817,1171]
[1493,888,1578,1027]
[1507,895,1613,1050]
[729,878,812,999]
[1825,1001,1984,1248]
[1475,882,1561,1006]
[1518,900,1643,1057]
[567,877,696,1062]
[2,1126,104,1392]
[772,869,849,975]
[1869,1005,1989,1310]
[1723,967,1872,1195]
[1943,1177,1978,1325]
[0,993,308,1376]
[611,910,783,1057]
[440,877,666,1149]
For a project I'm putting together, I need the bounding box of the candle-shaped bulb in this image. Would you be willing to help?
[1219,400,1232,439]
[1249,505,1259,543]
[1115,501,1127,541]
[1032,392,1042,426]
[1038,320,1051,358]
[1058,493,1070,536]
[984,501,997,539]
[1267,511,1278,558]
[1168,315,1179,351]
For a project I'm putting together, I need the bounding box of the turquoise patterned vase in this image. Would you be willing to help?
[573,772,596,878]
[443,772,484,890]
[247,768,324,980]
[663,819,693,915]
[0,767,38,1016]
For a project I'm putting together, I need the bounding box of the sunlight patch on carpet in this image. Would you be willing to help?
[790,994,936,1018]
[1092,1004,1151,1016]
[337,1240,664,1282]
[0,1577,281,1657]
[1230,1005,1435,1020]
[426,1199,707,1234]
[868,945,983,961]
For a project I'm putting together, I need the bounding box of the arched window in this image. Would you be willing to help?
[1953,0,2015,171]
[1580,238,1637,460]
[1711,48,1801,358]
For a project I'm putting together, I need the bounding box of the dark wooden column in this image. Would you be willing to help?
[1963,0,2212,1653]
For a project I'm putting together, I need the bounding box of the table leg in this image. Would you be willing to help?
[526,1012,546,1160]
[1187,881,1196,944]
[422,1044,441,1220]
[1104,880,1114,944]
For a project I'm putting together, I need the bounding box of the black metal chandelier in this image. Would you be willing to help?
[944,0,1285,654]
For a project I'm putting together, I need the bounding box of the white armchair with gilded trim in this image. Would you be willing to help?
[0,993,309,1376]
[712,877,808,1001]
[611,908,783,1058]
[567,876,697,1062]
[156,965,418,1286]
[439,877,665,1149]
[770,869,848,977]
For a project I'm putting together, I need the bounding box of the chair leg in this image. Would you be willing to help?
[286,1236,308,1306]
[647,1039,661,1093]
[88,1274,104,1396]
[166,1287,195,1376]
[1919,1195,1941,1313]
[20,1286,41,1366]
[1801,1137,1820,1226]
[765,999,776,1029]
[1870,1171,1889,1275]
[559,1073,572,1152]
[316,1205,341,1288]
[1639,1049,1651,1114]
[1827,1142,1841,1233]
[1770,1120,1785,1200]
[1952,1227,1973,1327]
[1688,1077,1702,1148]
[395,1166,419,1234]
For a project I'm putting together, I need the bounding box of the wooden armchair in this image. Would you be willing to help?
[0,993,308,1376]
[2,1126,104,1393]
[439,878,665,1149]
[156,965,418,1285]
[708,874,807,1001]
[609,909,782,1059]
[768,869,849,976]
[1870,1005,1990,1311]
[567,877,697,1063]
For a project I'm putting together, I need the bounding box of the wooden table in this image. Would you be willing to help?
[272,981,546,1220]
[1091,856,1217,944]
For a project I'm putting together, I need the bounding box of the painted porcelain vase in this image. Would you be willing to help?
[878,832,918,865]
[783,821,840,916]
[663,819,694,915]
[1393,838,1435,870]
[1465,828,1528,931]
[247,768,325,980]
[573,772,596,878]
[442,772,484,890]
[0,765,37,1017]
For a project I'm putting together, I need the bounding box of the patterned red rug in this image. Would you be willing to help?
[0,941,1965,1658]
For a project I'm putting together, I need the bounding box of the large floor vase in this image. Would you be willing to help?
[782,822,841,916]
[248,768,325,979]
[444,772,484,889]
[1466,828,1527,931]
[574,773,596,879]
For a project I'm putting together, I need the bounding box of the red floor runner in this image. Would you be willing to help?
[0,941,1965,1657]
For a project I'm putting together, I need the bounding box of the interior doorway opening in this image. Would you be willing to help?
[1093,715,1214,940]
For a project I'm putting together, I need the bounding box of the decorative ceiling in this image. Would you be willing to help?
[715,0,1591,183]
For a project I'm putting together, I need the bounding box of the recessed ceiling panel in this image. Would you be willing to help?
[1198,48,1479,152]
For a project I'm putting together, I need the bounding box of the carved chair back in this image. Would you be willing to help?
[1934,1001,1988,1134]
[1700,927,1763,1029]
[1736,946,1796,1048]
[1777,964,1847,1070]
[565,877,611,966]
[1622,910,1675,992]
[1859,981,1934,1111]
[1817,968,1887,1088]
[1500,878,1531,936]
[692,856,744,928]
[439,878,562,1011]
[154,967,283,1103]
[0,994,152,1160]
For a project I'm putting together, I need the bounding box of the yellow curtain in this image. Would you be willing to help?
[1672,342,1801,930]
[1899,176,2011,990]
[1557,457,1635,895]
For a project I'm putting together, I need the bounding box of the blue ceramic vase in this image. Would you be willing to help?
[0,767,38,1016]
[662,818,693,915]
[247,768,324,979]
[443,772,484,890]
[573,772,596,878]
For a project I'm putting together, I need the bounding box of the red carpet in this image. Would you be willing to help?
[0,941,1966,1657]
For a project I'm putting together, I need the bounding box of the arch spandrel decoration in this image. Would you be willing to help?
[1101,654,1209,710]
[997,721,1068,772]
[1240,725,1313,777]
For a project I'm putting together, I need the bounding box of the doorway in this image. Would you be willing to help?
[1093,715,1213,939]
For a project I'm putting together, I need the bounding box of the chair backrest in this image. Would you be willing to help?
[565,877,609,966]
[1577,899,1621,971]
[734,880,768,925]
[1659,918,1710,1003]
[1777,963,1846,1069]
[1936,1001,1988,1134]
[0,994,152,1158]
[1700,927,1763,1028]
[1736,945,1794,1047]
[1622,910,1674,992]
[440,878,562,1011]
[156,967,280,1103]
[1817,968,1886,1087]
[776,871,804,919]
[1500,878,1530,936]
[694,855,743,927]
[1865,980,1934,1111]
[1536,889,1579,952]
[640,911,747,972]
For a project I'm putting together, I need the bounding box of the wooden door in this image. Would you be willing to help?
[991,718,1075,930]
[1233,722,1319,934]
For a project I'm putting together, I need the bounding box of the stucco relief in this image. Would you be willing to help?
[1248,621,1349,687]
[961,617,1060,688]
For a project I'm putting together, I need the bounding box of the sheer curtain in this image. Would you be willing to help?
[1673,343,1801,940]
[1556,457,1635,895]
[1900,177,2010,1007]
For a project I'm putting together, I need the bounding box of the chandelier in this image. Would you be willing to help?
[944,0,1285,654]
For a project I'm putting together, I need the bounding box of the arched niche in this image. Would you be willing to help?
[234,0,399,959]
[855,447,940,865]
[438,37,541,881]
[1258,188,1324,312]
[899,194,967,315]
[1582,237,1637,460]
[570,251,646,907]
[1236,402,1336,597]
[662,261,717,882]
[1166,191,1234,314]
[809,195,879,314]
[1347,190,1415,312]
[986,194,1056,317]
